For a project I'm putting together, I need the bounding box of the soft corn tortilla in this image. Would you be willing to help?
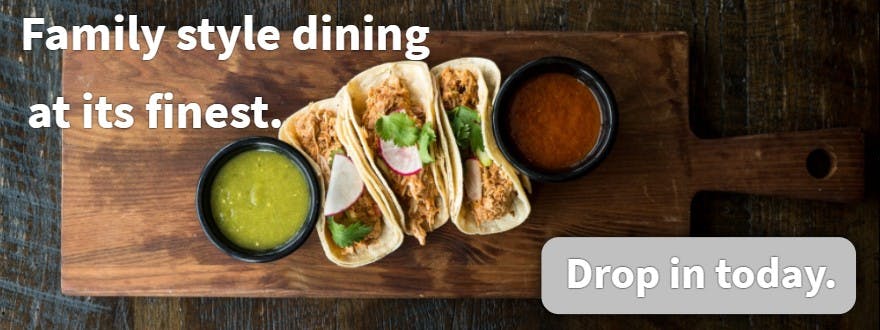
[337,61,452,244]
[279,97,404,267]
[431,58,532,235]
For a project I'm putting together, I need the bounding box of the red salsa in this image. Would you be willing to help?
[506,72,601,172]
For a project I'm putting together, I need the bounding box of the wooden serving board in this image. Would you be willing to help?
[61,32,864,297]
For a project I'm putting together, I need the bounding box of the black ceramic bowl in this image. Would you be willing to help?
[196,136,321,263]
[492,56,618,182]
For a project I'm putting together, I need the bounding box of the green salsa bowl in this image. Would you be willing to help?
[196,136,321,263]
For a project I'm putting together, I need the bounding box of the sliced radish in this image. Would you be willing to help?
[324,154,364,216]
[379,138,422,176]
[464,158,482,201]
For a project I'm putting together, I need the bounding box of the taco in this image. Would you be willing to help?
[431,58,531,235]
[279,98,404,267]
[338,61,451,245]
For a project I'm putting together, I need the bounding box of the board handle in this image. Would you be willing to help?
[689,128,864,202]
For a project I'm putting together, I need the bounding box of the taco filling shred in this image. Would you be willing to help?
[439,67,516,223]
[292,108,382,253]
[363,76,440,245]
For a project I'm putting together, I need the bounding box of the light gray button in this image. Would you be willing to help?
[541,237,855,314]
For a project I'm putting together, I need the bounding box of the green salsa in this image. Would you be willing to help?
[210,149,310,251]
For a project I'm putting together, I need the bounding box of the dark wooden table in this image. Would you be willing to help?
[1,0,877,328]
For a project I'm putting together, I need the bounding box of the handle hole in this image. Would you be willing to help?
[806,148,836,179]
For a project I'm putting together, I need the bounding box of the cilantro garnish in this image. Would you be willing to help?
[375,112,436,164]
[328,217,373,248]
[417,121,436,163]
[449,106,485,155]
[376,112,419,147]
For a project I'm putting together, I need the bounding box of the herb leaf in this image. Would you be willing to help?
[469,122,483,156]
[376,112,419,146]
[417,121,436,163]
[376,112,437,164]
[328,217,373,248]
[449,106,486,157]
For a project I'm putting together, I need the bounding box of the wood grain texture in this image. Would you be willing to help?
[2,0,877,328]
[690,128,864,201]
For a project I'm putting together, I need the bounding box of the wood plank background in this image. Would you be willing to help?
[2,0,878,328]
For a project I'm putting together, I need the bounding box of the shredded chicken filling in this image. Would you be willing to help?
[363,76,439,245]
[292,109,382,253]
[439,68,517,223]
[469,163,515,223]
[439,67,480,110]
